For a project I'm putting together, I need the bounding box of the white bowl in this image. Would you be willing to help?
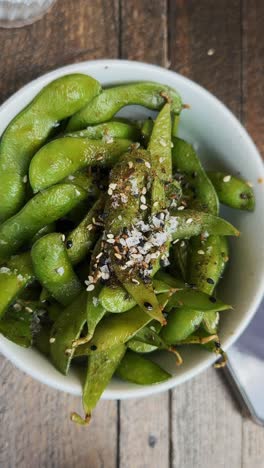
[0,60,264,399]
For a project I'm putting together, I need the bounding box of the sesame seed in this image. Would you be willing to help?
[61,234,66,242]
[145,161,151,168]
[207,48,215,56]
[198,250,205,255]
[49,337,56,343]
[68,175,75,180]
[140,195,146,204]
[246,181,253,187]
[107,233,114,239]
[177,206,185,211]
[153,201,159,207]
[140,204,148,210]
[56,267,64,275]
[23,175,28,183]
[109,183,117,190]
[142,187,147,194]
[87,284,95,291]
[108,188,113,195]
[186,218,193,224]
[118,215,123,220]
[223,175,231,182]
[114,253,122,260]
[65,348,72,355]
[132,278,140,285]
[159,139,167,147]
[128,161,134,169]
[106,238,115,244]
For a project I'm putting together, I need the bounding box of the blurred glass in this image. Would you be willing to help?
[0,0,55,28]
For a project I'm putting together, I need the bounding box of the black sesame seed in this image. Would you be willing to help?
[214,341,221,349]
[90,345,97,351]
[123,227,129,235]
[136,157,144,163]
[144,302,153,310]
[209,296,217,303]
[206,278,215,285]
[240,192,249,200]
[66,240,73,249]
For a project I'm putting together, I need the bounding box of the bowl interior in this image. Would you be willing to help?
[0,60,263,399]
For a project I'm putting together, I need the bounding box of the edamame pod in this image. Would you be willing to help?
[72,344,126,425]
[170,210,239,239]
[116,350,171,385]
[0,74,101,221]
[207,172,255,211]
[31,233,83,306]
[0,184,87,261]
[0,252,34,318]
[29,137,132,192]
[66,120,140,141]
[67,82,182,131]
[66,196,105,265]
[50,292,87,374]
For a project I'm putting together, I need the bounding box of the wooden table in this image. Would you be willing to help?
[0,1,263,467]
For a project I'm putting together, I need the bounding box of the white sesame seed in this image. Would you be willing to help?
[114,253,122,260]
[153,201,159,207]
[87,224,94,231]
[142,187,147,195]
[140,204,148,210]
[159,138,167,147]
[198,250,205,255]
[118,215,123,220]
[180,241,185,247]
[145,161,151,169]
[177,205,185,211]
[106,238,115,244]
[186,218,193,224]
[56,267,64,276]
[108,188,113,195]
[75,189,81,196]
[107,233,114,239]
[223,175,231,182]
[65,348,72,355]
[128,161,134,169]
[207,48,215,56]
[49,337,56,343]
[25,306,33,313]
[68,175,75,180]
[96,252,103,259]
[61,234,66,242]
[171,142,174,148]
[172,239,180,244]
[87,284,95,291]
[246,181,253,187]
[0,266,10,273]
[121,194,128,203]
[131,278,140,285]
[23,175,28,183]
[109,183,117,190]
[140,195,146,204]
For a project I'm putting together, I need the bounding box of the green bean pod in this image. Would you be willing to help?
[50,292,87,374]
[0,74,101,221]
[170,210,239,239]
[66,120,140,141]
[29,137,132,192]
[0,252,34,318]
[31,233,83,306]
[160,308,204,344]
[67,82,182,131]
[116,350,171,385]
[207,172,255,211]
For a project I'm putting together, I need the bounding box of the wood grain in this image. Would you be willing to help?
[169,2,244,467]
[0,0,120,102]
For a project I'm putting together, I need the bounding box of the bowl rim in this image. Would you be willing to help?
[0,58,263,400]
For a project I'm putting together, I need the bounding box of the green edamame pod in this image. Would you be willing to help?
[31,233,83,306]
[50,292,87,374]
[116,350,171,385]
[75,292,171,356]
[34,324,51,356]
[66,120,140,141]
[0,252,34,318]
[0,74,101,221]
[207,172,255,211]
[72,344,126,425]
[160,308,204,344]
[172,138,219,214]
[172,114,180,137]
[141,118,154,146]
[29,137,132,192]
[170,240,189,280]
[86,284,106,342]
[63,171,100,198]
[170,210,239,239]
[0,184,87,261]
[66,196,105,265]
[67,82,182,131]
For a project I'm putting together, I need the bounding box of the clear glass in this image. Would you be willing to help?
[0,0,55,28]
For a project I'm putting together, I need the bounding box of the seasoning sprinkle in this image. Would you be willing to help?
[87,284,95,291]
[49,337,56,344]
[197,249,205,255]
[223,175,231,182]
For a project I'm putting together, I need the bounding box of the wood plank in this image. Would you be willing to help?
[120,0,168,65]
[241,1,264,463]
[119,3,170,467]
[0,0,120,102]
[169,2,243,467]
[0,357,118,468]
[0,1,120,467]
[119,394,170,468]
[171,368,242,468]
